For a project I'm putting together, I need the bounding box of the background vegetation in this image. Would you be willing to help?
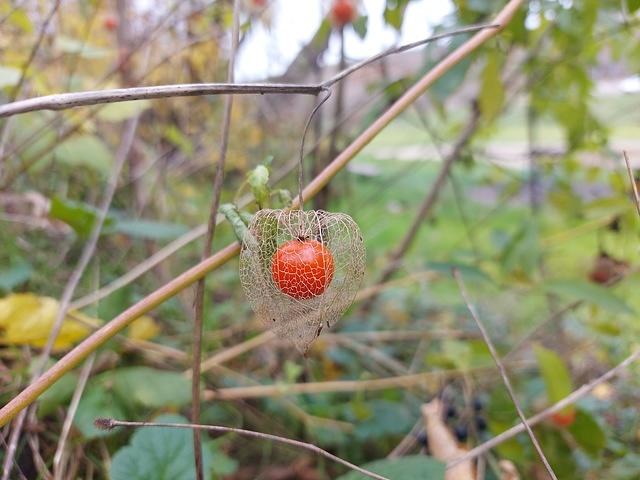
[1,0,640,479]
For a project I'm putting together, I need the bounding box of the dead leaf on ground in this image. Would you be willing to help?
[0,293,98,349]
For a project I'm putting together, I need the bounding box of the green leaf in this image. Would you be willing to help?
[383,0,410,30]
[110,367,191,408]
[441,339,492,370]
[629,0,640,12]
[14,113,57,168]
[0,66,21,89]
[248,165,270,208]
[0,262,32,292]
[53,134,113,176]
[336,455,445,480]
[74,385,127,439]
[427,35,472,105]
[97,100,150,122]
[545,280,634,314]
[115,219,188,240]
[534,344,573,404]
[501,220,539,276]
[352,15,368,39]
[54,35,109,59]
[163,125,193,155]
[37,373,78,418]
[110,414,215,480]
[220,203,249,242]
[49,196,116,238]
[7,9,33,32]
[569,409,605,456]
[608,453,640,479]
[210,447,239,476]
[352,400,414,440]
[479,51,504,122]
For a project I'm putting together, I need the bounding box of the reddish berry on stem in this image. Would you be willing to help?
[271,239,334,299]
[588,252,629,285]
[331,0,357,28]
[104,14,119,31]
[551,408,576,428]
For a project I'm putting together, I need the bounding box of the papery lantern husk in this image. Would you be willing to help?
[240,209,365,352]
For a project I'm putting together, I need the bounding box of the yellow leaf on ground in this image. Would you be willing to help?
[0,293,96,350]
[127,315,160,341]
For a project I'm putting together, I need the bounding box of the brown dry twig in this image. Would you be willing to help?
[623,150,640,217]
[190,2,240,475]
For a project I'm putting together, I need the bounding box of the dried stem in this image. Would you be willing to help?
[53,354,95,480]
[623,150,640,217]
[94,418,389,480]
[190,2,240,476]
[202,363,528,400]
[453,269,557,480]
[0,0,524,427]
[298,87,332,209]
[448,348,640,468]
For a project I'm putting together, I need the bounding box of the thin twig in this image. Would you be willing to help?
[453,269,557,480]
[94,418,389,480]
[322,23,499,87]
[0,24,497,119]
[53,354,96,480]
[298,87,332,209]
[448,348,640,468]
[203,363,529,400]
[191,1,240,477]
[0,0,524,427]
[623,151,640,217]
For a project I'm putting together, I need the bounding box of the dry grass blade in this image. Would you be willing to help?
[623,150,640,217]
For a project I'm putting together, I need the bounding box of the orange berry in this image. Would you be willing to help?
[271,239,334,299]
[330,0,357,28]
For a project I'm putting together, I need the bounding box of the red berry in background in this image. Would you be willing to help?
[271,239,334,300]
[588,251,629,285]
[330,0,357,28]
[252,0,267,6]
[103,14,119,32]
[550,408,576,428]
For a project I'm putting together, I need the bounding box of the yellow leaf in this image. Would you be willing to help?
[127,315,160,341]
[0,294,96,350]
